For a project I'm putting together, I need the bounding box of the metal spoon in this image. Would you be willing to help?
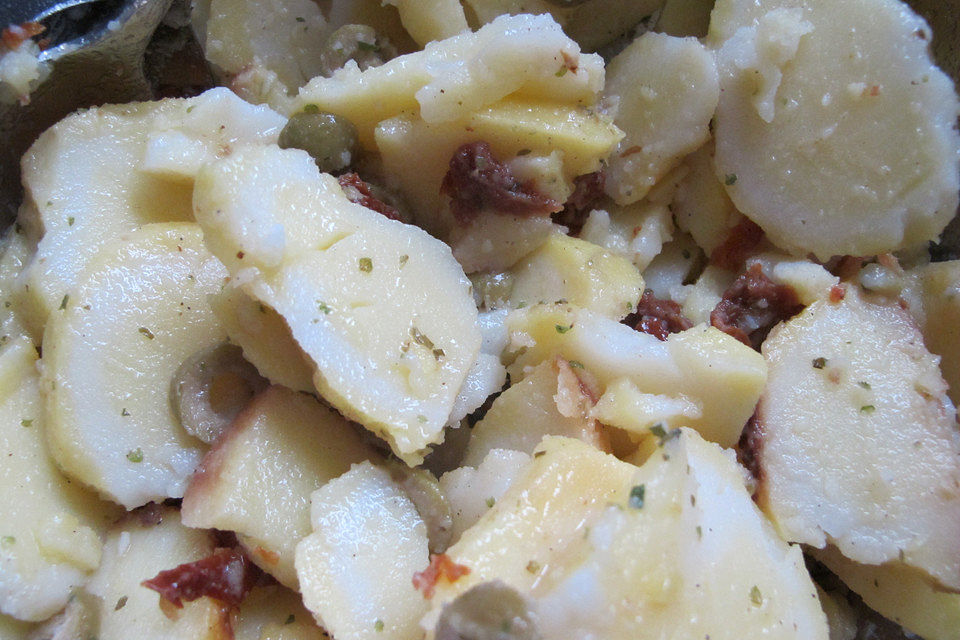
[0,0,173,222]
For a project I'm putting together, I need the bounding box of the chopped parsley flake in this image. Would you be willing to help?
[485,497,496,508]
[126,448,143,463]
[750,585,763,606]
[138,327,155,339]
[858,381,871,389]
[724,173,738,186]
[59,294,69,310]
[358,257,373,273]
[399,254,409,267]
[696,525,703,540]
[20,418,32,427]
[555,324,573,334]
[316,301,332,314]
[115,596,128,610]
[357,41,380,52]
[649,423,680,446]
[374,620,384,632]
[121,408,130,417]
[628,484,646,509]
[295,16,305,22]
[568,360,584,369]
[417,415,428,423]
[555,66,568,77]
[860,405,876,413]
[811,357,827,369]
[1,536,14,547]
[67,216,75,226]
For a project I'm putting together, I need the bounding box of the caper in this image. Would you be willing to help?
[320,24,397,75]
[278,112,359,174]
[434,581,541,640]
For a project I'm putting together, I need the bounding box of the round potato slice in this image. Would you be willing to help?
[710,0,960,259]
[43,223,228,509]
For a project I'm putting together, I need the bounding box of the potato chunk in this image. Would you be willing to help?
[0,336,118,622]
[423,434,827,640]
[603,32,719,205]
[193,145,480,464]
[756,285,960,589]
[42,223,228,509]
[182,386,378,588]
[85,507,231,640]
[709,0,960,259]
[296,462,429,640]
[15,89,283,336]
[295,13,604,147]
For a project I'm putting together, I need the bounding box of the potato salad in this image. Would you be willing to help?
[2,0,960,639]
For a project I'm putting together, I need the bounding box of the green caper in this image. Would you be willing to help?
[278,111,359,174]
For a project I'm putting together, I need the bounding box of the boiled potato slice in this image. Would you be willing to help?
[0,336,119,622]
[424,433,827,640]
[814,545,960,640]
[440,449,531,544]
[505,305,766,447]
[205,0,328,90]
[15,88,284,336]
[506,235,644,320]
[756,285,960,590]
[671,141,743,255]
[603,32,718,205]
[295,13,604,147]
[917,260,960,406]
[0,226,33,346]
[234,585,329,640]
[209,286,315,393]
[181,385,378,589]
[462,360,604,467]
[376,104,621,237]
[193,145,480,465]
[295,462,429,640]
[386,0,468,46]
[85,507,230,640]
[43,223,228,509]
[709,0,960,259]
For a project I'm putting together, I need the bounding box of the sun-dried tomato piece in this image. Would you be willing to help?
[710,263,803,349]
[1,22,44,51]
[338,173,402,221]
[624,291,693,341]
[553,171,605,234]
[412,553,471,599]
[440,141,560,223]
[710,218,765,271]
[141,547,261,608]
[736,413,764,490]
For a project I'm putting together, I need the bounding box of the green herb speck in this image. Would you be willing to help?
[302,104,320,114]
[485,497,496,508]
[59,294,69,310]
[317,301,332,314]
[121,408,130,417]
[811,357,827,369]
[750,585,763,606]
[555,66,568,77]
[126,448,143,463]
[724,173,738,186]
[1,536,14,547]
[358,257,373,273]
[358,41,380,52]
[860,405,875,413]
[568,360,584,369]
[138,327,155,340]
[114,596,127,610]
[68,216,75,226]
[555,324,573,334]
[20,418,32,428]
[858,381,871,389]
[285,614,296,625]
[374,620,384,632]
[295,16,305,22]
[628,484,646,509]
